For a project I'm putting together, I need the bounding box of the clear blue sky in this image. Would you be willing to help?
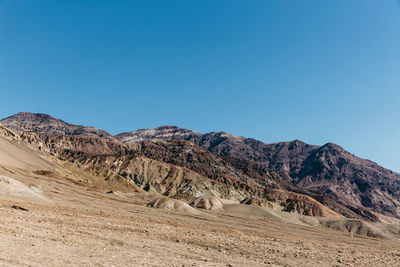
[0,1,399,171]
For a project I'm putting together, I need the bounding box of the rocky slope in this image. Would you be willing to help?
[116,125,202,143]
[3,113,399,221]
[0,122,17,138]
[15,130,341,217]
[117,126,400,221]
[1,112,116,141]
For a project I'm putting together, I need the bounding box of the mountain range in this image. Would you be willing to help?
[1,112,399,222]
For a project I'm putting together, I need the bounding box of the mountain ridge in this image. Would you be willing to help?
[116,124,400,220]
[2,112,399,221]
[13,129,343,218]
[1,112,116,142]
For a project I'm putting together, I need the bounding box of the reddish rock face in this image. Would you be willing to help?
[14,130,340,218]
[117,125,400,221]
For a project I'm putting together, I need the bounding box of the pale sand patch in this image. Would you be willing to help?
[189,196,225,211]
[0,136,55,171]
[147,196,205,216]
[0,175,49,203]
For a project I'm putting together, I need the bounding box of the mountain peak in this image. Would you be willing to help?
[3,112,58,122]
[1,112,115,141]
[289,139,307,145]
[115,125,201,143]
[154,125,181,130]
[320,142,345,152]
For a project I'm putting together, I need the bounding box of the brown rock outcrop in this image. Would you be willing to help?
[1,112,116,141]
[116,125,400,221]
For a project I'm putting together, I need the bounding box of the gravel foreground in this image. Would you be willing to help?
[1,174,400,267]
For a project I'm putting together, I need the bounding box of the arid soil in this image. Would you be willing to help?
[1,171,400,267]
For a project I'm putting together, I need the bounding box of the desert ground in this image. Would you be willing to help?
[0,134,400,266]
[1,173,400,267]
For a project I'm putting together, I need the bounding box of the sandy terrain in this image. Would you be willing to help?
[0,134,400,266]
[1,171,400,266]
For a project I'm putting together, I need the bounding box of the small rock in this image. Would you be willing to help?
[11,205,28,211]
